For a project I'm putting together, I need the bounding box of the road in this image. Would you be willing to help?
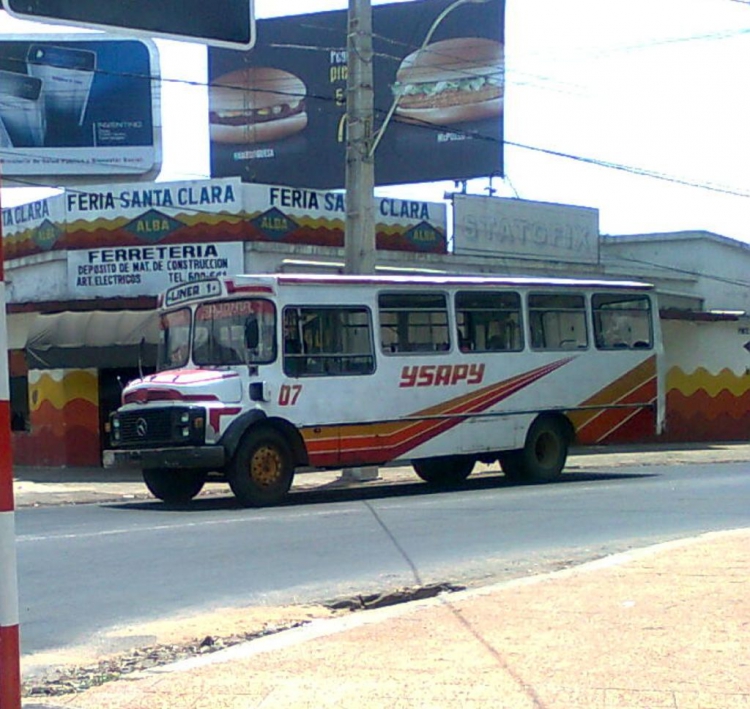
[15,461,750,671]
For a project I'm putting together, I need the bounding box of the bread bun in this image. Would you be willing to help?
[210,67,308,144]
[393,37,504,125]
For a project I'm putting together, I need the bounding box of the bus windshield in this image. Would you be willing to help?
[157,307,191,371]
[193,298,276,366]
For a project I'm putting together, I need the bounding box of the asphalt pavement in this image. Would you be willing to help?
[16,442,750,709]
[13,441,750,508]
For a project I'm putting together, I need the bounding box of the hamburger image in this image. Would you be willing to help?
[392,37,503,125]
[209,67,308,144]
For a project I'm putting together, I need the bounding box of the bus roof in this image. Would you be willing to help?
[162,273,654,308]
[237,273,654,290]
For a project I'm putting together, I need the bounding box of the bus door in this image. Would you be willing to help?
[281,304,377,468]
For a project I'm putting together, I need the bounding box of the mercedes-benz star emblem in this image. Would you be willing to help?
[135,418,148,437]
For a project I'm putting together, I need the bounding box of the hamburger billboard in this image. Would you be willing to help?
[208,0,504,189]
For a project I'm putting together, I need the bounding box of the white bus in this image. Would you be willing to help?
[108,274,664,506]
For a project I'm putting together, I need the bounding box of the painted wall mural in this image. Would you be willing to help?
[665,366,750,441]
[662,319,750,442]
[13,368,100,466]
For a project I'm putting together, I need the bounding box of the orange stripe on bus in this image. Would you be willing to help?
[302,357,575,464]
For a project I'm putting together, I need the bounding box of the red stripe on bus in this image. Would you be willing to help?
[305,358,575,466]
[226,282,275,294]
[306,365,547,460]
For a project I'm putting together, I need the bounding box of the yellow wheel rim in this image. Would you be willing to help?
[250,445,283,488]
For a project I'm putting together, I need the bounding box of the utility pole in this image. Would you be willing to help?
[342,0,379,482]
[344,0,488,275]
[344,0,376,275]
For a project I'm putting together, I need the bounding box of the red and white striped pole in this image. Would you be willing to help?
[0,185,21,707]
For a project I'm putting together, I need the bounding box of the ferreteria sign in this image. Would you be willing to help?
[68,242,244,297]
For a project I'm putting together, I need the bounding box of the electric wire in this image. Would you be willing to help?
[1,5,749,312]
[0,5,747,222]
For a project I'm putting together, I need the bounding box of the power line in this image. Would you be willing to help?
[0,13,746,212]
[505,141,750,198]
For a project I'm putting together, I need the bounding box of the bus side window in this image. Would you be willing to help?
[455,290,523,353]
[379,292,450,355]
[528,293,588,350]
[593,293,653,350]
[283,306,374,377]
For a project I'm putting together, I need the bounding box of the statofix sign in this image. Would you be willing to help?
[208,0,504,189]
[452,194,600,265]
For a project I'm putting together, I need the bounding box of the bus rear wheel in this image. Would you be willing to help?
[413,456,475,487]
[228,428,294,507]
[143,468,206,503]
[500,416,568,484]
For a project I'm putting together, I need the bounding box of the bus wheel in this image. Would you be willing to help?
[228,428,294,507]
[501,416,568,484]
[143,468,206,503]
[412,456,474,487]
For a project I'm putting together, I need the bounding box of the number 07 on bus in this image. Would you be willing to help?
[106,274,664,506]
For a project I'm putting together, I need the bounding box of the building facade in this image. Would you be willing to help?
[4,185,750,467]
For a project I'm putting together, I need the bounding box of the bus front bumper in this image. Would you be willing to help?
[103,446,226,471]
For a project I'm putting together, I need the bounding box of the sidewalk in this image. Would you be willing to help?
[27,529,750,709]
[17,443,750,709]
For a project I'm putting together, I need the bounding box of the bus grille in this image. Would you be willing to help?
[116,408,183,447]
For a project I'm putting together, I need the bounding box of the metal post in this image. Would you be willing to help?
[344,0,376,276]
[0,180,21,707]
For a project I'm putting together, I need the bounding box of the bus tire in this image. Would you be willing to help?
[412,456,474,487]
[501,416,568,484]
[228,428,294,507]
[143,468,206,503]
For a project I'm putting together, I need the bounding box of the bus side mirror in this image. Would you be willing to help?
[245,318,259,349]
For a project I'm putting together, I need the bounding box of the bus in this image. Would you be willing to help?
[107,273,664,506]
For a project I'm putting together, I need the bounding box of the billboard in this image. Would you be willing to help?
[452,194,600,265]
[2,0,255,49]
[242,183,447,253]
[208,0,504,189]
[0,36,160,184]
[2,177,446,262]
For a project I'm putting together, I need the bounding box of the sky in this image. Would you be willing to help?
[1,0,749,242]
